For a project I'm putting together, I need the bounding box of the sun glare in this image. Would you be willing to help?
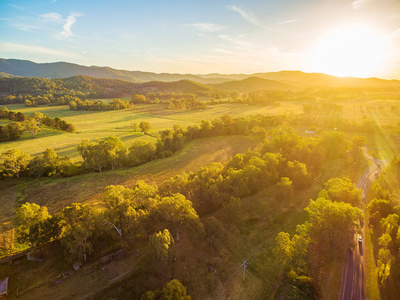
[305,25,387,78]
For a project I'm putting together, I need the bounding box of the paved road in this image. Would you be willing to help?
[339,158,381,300]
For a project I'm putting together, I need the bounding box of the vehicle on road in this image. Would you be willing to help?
[359,236,362,243]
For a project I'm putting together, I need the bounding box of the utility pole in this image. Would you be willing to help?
[241,260,248,282]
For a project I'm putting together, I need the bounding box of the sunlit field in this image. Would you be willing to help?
[0,101,303,161]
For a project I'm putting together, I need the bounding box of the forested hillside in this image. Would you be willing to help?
[0,75,214,103]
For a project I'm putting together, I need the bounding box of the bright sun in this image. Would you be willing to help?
[305,25,387,78]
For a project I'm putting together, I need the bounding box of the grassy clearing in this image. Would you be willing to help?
[0,135,259,223]
[0,102,302,161]
[338,97,400,125]
[2,97,399,162]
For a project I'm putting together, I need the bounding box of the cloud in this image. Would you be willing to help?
[11,22,41,32]
[8,4,24,10]
[226,5,262,28]
[40,12,63,23]
[58,12,84,39]
[187,23,226,32]
[216,34,301,67]
[352,0,367,10]
[391,28,400,38]
[0,42,82,58]
[276,19,297,26]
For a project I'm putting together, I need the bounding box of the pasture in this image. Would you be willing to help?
[0,102,302,161]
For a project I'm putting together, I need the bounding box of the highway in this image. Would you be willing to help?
[339,157,381,300]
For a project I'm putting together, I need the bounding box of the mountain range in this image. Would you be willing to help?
[1,58,400,91]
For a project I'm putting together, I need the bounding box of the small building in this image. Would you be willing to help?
[305,130,315,134]
[0,277,9,298]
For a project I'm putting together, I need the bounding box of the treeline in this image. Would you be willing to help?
[131,93,206,110]
[1,112,366,178]
[0,76,217,106]
[0,123,24,142]
[69,98,131,111]
[0,76,135,102]
[131,92,199,103]
[0,114,279,177]
[24,94,84,106]
[367,156,400,295]
[275,177,363,298]
[0,108,75,142]
[0,149,75,178]
[158,127,364,214]
[302,102,343,115]
[289,113,388,135]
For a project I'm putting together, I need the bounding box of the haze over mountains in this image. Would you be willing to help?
[1,58,400,91]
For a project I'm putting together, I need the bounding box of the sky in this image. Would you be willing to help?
[1,0,400,79]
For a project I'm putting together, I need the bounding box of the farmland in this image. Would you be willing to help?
[0,89,400,299]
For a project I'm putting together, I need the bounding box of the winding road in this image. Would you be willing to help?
[339,151,382,300]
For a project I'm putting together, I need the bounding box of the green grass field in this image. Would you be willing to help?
[2,96,400,162]
[0,102,302,161]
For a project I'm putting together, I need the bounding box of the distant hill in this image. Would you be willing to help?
[1,58,400,89]
[139,79,212,93]
[0,59,227,84]
[0,75,213,99]
[254,70,400,88]
[0,72,20,78]
[211,76,295,92]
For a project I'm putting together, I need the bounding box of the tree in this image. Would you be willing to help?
[28,148,70,178]
[149,229,174,267]
[162,279,191,300]
[285,160,311,190]
[101,184,151,241]
[319,177,362,206]
[61,203,98,262]
[26,117,41,138]
[141,291,158,300]
[306,197,362,260]
[131,94,147,104]
[319,131,349,160]
[131,122,139,132]
[0,122,24,141]
[128,140,156,166]
[139,121,151,134]
[29,155,46,179]
[152,194,202,235]
[78,137,126,172]
[31,112,44,122]
[350,136,366,163]
[0,149,31,178]
[377,248,394,286]
[14,202,52,248]
[277,177,293,200]
[101,185,134,238]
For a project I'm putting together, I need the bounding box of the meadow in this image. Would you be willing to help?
[0,101,302,161]
[1,95,400,162]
